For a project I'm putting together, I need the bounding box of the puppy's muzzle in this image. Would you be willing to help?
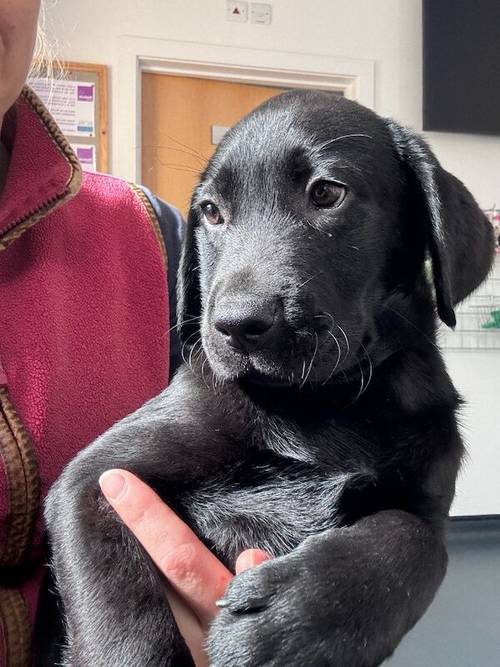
[213,295,283,353]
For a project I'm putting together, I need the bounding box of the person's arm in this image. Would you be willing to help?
[99,469,269,667]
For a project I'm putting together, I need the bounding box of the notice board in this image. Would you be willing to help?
[29,62,109,173]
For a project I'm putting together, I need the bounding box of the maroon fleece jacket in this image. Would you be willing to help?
[0,87,171,666]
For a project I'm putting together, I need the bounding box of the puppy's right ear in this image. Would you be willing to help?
[177,206,202,348]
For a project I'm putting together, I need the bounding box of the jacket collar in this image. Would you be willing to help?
[0,86,82,250]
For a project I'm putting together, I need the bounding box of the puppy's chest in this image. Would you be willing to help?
[181,460,353,566]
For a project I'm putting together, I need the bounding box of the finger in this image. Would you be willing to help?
[235,548,271,574]
[164,587,208,667]
[99,469,233,626]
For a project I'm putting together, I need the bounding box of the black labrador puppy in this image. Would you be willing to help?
[46,90,494,667]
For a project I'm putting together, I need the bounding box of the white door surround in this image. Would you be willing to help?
[115,36,375,180]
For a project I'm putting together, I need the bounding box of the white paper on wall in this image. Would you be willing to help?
[70,144,96,172]
[30,78,96,138]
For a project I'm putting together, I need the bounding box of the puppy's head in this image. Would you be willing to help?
[178,90,494,387]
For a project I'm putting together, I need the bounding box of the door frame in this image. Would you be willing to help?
[115,36,375,181]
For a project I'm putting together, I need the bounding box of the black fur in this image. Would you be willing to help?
[45,90,494,666]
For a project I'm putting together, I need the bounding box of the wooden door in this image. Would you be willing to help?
[141,74,286,215]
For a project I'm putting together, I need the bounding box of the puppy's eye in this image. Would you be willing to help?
[201,202,223,225]
[309,181,346,208]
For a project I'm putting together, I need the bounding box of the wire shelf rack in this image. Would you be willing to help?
[439,257,500,350]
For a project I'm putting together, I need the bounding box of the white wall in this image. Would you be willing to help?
[43,0,500,514]
[445,349,500,515]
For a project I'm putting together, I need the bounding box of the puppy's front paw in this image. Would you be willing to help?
[208,556,315,667]
[207,539,399,667]
[217,556,296,613]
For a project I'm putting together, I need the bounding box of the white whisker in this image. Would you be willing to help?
[201,356,211,389]
[358,342,373,397]
[187,337,203,370]
[316,133,373,152]
[300,332,319,388]
[314,311,335,328]
[336,324,350,360]
[322,330,342,385]
[297,272,323,290]
[385,305,439,350]
[353,359,365,404]
[180,329,202,366]
[346,340,374,407]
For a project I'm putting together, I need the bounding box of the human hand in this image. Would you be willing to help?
[99,469,270,667]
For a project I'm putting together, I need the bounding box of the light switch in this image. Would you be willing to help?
[227,1,248,22]
[211,125,230,145]
[250,3,272,25]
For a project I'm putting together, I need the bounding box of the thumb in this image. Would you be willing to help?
[235,548,271,574]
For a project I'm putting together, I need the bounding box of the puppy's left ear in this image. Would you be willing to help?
[386,119,494,328]
[177,206,202,348]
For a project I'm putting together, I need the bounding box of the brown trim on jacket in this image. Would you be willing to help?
[129,181,168,270]
[0,388,40,568]
[0,87,82,251]
[0,588,32,667]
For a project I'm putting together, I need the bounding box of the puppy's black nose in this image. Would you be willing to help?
[213,296,280,352]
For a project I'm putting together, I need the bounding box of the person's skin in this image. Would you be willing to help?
[0,0,41,194]
[1,3,270,664]
[100,471,270,666]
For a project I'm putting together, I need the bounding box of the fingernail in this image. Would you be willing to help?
[99,471,126,500]
[215,598,229,608]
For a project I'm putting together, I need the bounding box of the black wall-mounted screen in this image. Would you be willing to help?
[423,0,500,136]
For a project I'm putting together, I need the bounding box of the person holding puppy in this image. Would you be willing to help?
[0,2,263,665]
